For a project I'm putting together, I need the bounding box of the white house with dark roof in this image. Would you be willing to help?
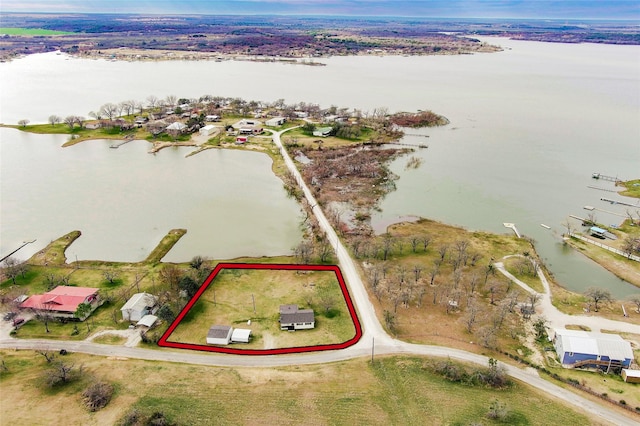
[279,305,315,331]
[207,325,233,345]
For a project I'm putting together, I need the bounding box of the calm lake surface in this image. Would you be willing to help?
[1,37,638,295]
[0,128,302,262]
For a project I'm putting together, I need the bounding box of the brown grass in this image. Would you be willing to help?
[167,268,356,349]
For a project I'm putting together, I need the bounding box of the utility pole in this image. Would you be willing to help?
[252,294,256,314]
[371,337,375,363]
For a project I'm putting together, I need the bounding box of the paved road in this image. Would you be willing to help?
[1,129,637,425]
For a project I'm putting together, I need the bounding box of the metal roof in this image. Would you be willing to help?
[208,325,232,339]
[555,329,633,360]
[121,293,156,313]
[136,315,158,328]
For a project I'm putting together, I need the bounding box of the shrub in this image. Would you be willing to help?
[82,381,114,411]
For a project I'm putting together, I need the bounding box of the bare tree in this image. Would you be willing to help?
[64,115,76,130]
[36,349,57,363]
[147,95,159,109]
[381,233,395,261]
[437,244,449,262]
[18,119,30,127]
[44,361,83,387]
[584,287,612,312]
[2,257,20,284]
[103,270,118,285]
[562,219,575,236]
[48,115,62,125]
[626,294,640,313]
[317,238,334,263]
[421,235,432,252]
[464,299,481,333]
[293,241,314,264]
[99,103,119,120]
[165,95,177,108]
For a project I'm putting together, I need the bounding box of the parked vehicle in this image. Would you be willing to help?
[3,312,17,321]
[12,318,25,328]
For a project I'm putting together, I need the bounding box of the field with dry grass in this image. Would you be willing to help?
[167,268,356,349]
[0,350,603,425]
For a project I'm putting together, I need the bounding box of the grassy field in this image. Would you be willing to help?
[167,268,356,349]
[0,351,603,425]
[0,27,73,36]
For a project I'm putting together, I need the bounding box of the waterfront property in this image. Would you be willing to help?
[20,286,100,320]
[279,304,315,330]
[552,329,633,371]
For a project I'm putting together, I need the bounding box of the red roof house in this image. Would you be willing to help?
[20,286,100,320]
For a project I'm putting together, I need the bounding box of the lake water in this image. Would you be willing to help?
[0,128,302,262]
[0,37,638,295]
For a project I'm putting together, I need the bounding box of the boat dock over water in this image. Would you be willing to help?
[601,197,638,208]
[592,173,622,183]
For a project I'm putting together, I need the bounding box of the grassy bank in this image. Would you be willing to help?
[618,179,640,198]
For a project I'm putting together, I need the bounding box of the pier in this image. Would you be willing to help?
[600,197,638,208]
[0,239,36,263]
[503,222,521,238]
[587,185,619,193]
[592,173,622,183]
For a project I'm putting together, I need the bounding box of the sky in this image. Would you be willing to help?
[1,0,639,20]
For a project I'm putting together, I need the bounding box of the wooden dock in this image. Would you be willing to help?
[592,173,621,183]
[503,223,521,238]
[601,197,638,208]
[587,185,618,193]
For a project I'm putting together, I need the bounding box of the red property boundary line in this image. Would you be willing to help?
[158,263,363,355]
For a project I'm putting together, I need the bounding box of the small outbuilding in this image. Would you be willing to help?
[279,305,315,331]
[136,314,158,329]
[199,124,216,136]
[266,117,286,127]
[622,369,640,383]
[207,325,233,345]
[231,328,252,343]
[205,115,220,122]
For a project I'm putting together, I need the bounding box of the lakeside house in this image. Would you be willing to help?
[20,286,101,321]
[552,329,633,371]
[279,305,315,330]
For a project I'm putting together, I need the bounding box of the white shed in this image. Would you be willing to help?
[121,293,158,322]
[207,325,233,345]
[199,124,216,136]
[231,328,251,343]
[266,117,286,127]
[136,314,158,329]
